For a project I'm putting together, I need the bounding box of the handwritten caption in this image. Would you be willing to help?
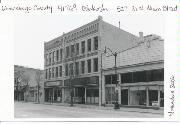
[0,3,179,14]
[168,75,175,116]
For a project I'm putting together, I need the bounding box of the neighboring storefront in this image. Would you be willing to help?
[44,80,63,102]
[63,76,99,104]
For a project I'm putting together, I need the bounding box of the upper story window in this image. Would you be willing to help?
[45,54,48,65]
[49,53,52,64]
[65,64,69,76]
[60,49,63,61]
[56,50,59,61]
[76,43,79,55]
[71,45,75,57]
[75,62,79,76]
[81,41,85,54]
[55,67,58,78]
[81,61,85,74]
[49,68,51,79]
[52,51,55,63]
[66,46,70,58]
[94,36,98,50]
[87,59,91,73]
[93,58,98,72]
[59,66,62,77]
[45,69,48,79]
[69,63,74,76]
[52,67,54,78]
[87,39,91,52]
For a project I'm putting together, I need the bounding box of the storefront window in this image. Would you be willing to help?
[105,74,117,84]
[105,87,115,104]
[121,69,164,83]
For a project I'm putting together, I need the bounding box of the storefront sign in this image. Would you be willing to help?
[45,81,63,87]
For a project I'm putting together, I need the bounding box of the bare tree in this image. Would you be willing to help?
[35,70,43,103]
[14,69,25,101]
[21,73,30,102]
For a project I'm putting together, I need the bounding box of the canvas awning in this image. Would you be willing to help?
[64,76,99,87]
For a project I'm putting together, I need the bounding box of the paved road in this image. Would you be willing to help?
[14,102,163,118]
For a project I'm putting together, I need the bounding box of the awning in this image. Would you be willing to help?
[64,76,99,87]
[45,80,63,87]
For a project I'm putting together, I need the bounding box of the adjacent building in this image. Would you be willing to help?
[102,34,164,107]
[44,16,164,107]
[14,65,44,103]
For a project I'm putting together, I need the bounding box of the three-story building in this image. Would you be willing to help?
[44,16,142,105]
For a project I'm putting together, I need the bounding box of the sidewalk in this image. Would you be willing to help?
[41,102,164,115]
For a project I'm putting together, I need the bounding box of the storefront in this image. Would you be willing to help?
[64,76,99,104]
[104,69,164,108]
[44,80,63,103]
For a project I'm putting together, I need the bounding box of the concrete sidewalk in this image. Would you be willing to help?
[41,102,164,115]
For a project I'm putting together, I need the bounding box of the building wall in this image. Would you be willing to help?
[100,21,138,52]
[44,17,101,104]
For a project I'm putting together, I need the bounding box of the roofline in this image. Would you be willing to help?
[106,37,164,57]
[102,60,164,71]
[14,65,44,71]
[45,17,101,45]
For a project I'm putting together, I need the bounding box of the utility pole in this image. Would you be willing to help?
[69,45,76,106]
[105,47,120,109]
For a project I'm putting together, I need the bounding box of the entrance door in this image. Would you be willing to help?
[74,87,85,104]
[54,89,62,102]
[149,90,158,106]
[121,89,128,105]
[86,89,99,104]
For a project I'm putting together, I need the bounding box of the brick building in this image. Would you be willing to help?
[14,65,44,103]
[44,16,164,107]
[44,16,139,105]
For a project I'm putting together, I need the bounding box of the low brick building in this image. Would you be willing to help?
[102,34,164,108]
[14,65,44,103]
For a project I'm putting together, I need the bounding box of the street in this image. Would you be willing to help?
[14,102,163,118]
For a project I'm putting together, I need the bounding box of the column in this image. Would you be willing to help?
[118,74,121,105]
[146,87,149,107]
[128,87,130,105]
[62,88,64,103]
[84,87,87,103]
[101,75,105,106]
[74,88,76,97]
[52,88,54,102]
[158,87,160,107]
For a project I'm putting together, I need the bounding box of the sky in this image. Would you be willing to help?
[14,14,165,70]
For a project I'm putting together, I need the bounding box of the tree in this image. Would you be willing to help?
[14,69,25,101]
[21,73,30,102]
[35,70,43,103]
